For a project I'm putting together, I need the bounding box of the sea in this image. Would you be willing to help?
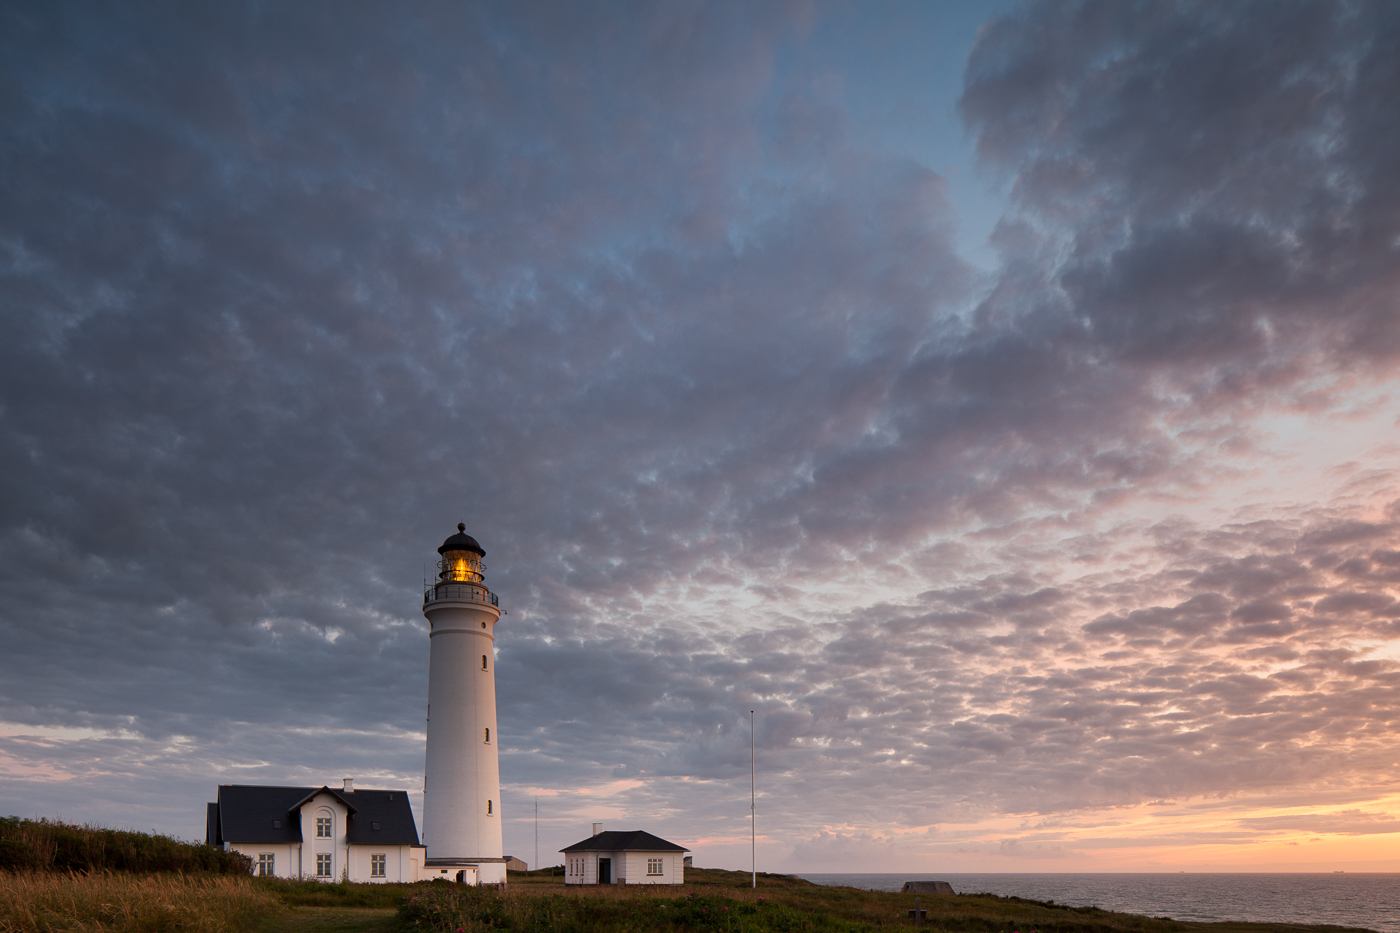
[797,873,1400,932]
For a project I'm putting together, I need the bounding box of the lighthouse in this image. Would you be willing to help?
[421,524,507,885]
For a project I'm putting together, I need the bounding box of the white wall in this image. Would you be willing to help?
[346,844,426,882]
[476,861,507,884]
[423,595,502,863]
[563,850,683,885]
[423,864,479,883]
[564,851,598,885]
[231,842,298,879]
[301,791,350,880]
[622,851,682,885]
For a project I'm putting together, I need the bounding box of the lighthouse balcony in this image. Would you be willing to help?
[425,584,499,608]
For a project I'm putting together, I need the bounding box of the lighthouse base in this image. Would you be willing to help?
[424,858,508,886]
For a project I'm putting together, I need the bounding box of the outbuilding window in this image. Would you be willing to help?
[258,853,275,876]
[371,854,386,877]
[647,858,664,875]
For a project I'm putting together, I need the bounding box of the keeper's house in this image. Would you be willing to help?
[206,780,426,881]
[560,825,688,885]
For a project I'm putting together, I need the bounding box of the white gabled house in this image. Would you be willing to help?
[560,825,688,885]
[206,779,426,882]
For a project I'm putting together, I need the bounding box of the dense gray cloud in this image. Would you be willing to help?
[1,0,1398,870]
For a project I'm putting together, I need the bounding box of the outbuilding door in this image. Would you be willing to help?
[598,858,611,884]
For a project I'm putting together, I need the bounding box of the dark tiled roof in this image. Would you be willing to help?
[216,785,308,844]
[290,785,358,814]
[206,802,219,847]
[560,830,688,853]
[344,790,419,845]
[213,785,420,846]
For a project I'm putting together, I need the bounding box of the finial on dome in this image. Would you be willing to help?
[458,522,466,532]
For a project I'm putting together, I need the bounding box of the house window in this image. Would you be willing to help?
[484,727,490,743]
[482,654,488,670]
[647,858,664,876]
[258,853,275,877]
[371,854,386,877]
[316,816,332,838]
[487,799,493,815]
[316,853,332,877]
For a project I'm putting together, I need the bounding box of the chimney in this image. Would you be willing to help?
[343,778,354,793]
[592,822,602,836]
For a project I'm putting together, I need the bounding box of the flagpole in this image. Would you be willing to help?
[751,709,756,889]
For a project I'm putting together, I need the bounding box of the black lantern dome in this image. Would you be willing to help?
[437,523,485,557]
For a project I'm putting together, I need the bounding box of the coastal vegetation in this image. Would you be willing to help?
[0,826,1380,933]
[0,871,278,933]
[0,819,249,875]
[4,871,1383,933]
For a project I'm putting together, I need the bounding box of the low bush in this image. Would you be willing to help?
[0,818,249,875]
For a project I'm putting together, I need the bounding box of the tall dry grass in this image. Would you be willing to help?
[0,872,280,933]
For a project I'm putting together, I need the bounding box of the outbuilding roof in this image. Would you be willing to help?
[208,784,420,847]
[559,830,688,853]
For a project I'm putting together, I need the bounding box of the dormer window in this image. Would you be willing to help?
[316,816,332,838]
[272,819,282,829]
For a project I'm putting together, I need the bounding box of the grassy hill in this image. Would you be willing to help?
[0,826,1381,933]
[0,816,250,874]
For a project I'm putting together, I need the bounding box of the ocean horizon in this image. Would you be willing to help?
[797,873,1400,933]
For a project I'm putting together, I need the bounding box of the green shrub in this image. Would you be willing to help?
[0,818,250,875]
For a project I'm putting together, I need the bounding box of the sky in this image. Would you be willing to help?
[2,0,1399,874]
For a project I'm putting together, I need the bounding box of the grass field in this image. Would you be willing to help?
[0,869,1380,933]
[0,871,279,933]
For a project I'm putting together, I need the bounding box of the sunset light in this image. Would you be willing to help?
[1,0,1399,902]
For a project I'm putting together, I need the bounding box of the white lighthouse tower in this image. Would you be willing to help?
[421,524,507,886]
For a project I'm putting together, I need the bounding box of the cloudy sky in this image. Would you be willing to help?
[3,0,1400,873]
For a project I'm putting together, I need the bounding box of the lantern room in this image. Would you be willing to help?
[437,523,485,583]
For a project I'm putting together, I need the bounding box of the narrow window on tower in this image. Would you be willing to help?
[482,654,488,670]
[484,727,490,743]
[487,799,493,815]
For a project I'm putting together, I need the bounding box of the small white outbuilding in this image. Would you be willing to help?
[560,825,688,885]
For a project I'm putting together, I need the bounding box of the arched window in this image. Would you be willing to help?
[484,727,490,743]
[482,654,488,670]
